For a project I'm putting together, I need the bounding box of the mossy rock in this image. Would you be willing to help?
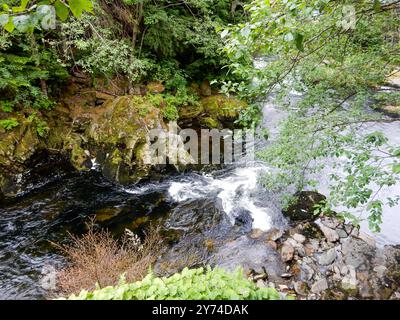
[199,117,222,129]
[179,103,204,120]
[146,81,165,94]
[283,191,326,222]
[201,94,247,123]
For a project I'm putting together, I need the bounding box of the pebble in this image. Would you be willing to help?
[281,241,295,262]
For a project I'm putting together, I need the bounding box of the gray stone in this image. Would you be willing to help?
[281,241,295,262]
[341,238,374,269]
[311,278,329,294]
[318,248,337,266]
[319,224,339,243]
[293,233,306,243]
[336,228,348,239]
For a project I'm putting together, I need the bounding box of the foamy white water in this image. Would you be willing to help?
[167,166,273,231]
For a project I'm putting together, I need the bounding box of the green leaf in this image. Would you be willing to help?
[54,0,69,21]
[12,0,30,13]
[293,32,304,51]
[4,16,15,32]
[67,0,93,18]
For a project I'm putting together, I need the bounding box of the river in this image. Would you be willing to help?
[0,93,399,299]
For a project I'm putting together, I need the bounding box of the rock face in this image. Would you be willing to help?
[3,76,248,198]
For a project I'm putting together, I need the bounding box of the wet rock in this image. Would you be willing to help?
[319,224,339,243]
[213,236,285,282]
[281,241,295,262]
[311,278,328,294]
[234,209,253,233]
[319,248,337,266]
[282,191,326,222]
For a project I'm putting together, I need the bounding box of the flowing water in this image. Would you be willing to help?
[1,92,400,299]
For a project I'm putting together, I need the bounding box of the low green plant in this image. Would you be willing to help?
[27,113,49,137]
[63,267,283,300]
[0,117,19,130]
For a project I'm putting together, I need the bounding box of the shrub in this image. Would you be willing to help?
[55,220,163,296]
[63,267,283,300]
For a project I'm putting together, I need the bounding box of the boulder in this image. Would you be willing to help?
[282,191,326,222]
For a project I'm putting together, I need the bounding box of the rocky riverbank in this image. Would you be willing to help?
[239,192,400,300]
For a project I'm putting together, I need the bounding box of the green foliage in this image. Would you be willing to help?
[27,112,50,137]
[0,0,94,33]
[0,117,19,130]
[0,33,68,111]
[224,0,400,231]
[56,0,249,86]
[59,13,152,83]
[64,267,283,300]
